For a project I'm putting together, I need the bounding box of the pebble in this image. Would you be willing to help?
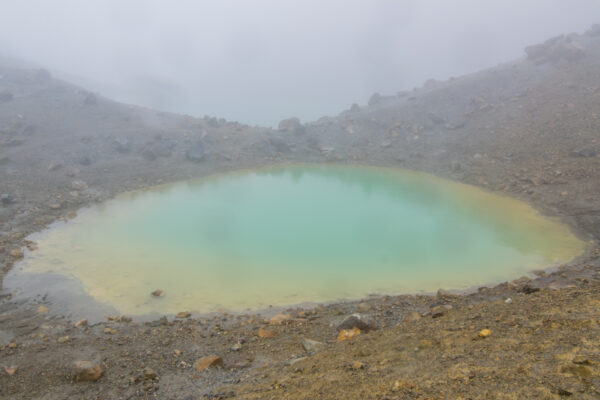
[194,355,223,371]
[3,366,17,376]
[151,289,164,297]
[231,342,243,351]
[479,329,492,338]
[175,311,191,319]
[352,361,366,370]
[504,298,513,304]
[57,336,71,343]
[337,327,361,341]
[142,367,158,380]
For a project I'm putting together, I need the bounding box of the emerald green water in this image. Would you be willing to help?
[15,165,584,315]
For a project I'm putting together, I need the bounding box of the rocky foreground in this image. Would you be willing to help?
[1,26,600,399]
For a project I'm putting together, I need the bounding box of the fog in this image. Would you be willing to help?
[0,1,599,126]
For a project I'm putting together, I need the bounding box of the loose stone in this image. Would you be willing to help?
[72,361,104,382]
[194,355,223,371]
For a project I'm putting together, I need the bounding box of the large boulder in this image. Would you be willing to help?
[112,137,132,153]
[368,92,382,106]
[185,143,205,162]
[268,136,290,153]
[278,117,305,135]
[525,35,585,63]
[336,314,377,332]
[71,361,104,382]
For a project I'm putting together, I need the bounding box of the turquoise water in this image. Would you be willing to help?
[16,165,584,315]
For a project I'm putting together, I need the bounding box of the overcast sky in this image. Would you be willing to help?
[0,1,599,126]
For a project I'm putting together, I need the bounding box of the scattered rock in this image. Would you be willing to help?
[71,180,88,191]
[141,148,157,161]
[268,137,291,153]
[352,361,366,370]
[75,319,88,328]
[269,313,292,325]
[278,117,305,135]
[104,328,117,335]
[519,285,540,294]
[227,357,252,369]
[194,355,223,371]
[392,379,415,391]
[57,336,71,343]
[572,355,591,365]
[436,288,457,300]
[427,112,445,125]
[72,361,104,382]
[230,342,243,351]
[49,203,62,210]
[561,364,593,378]
[571,147,596,157]
[431,304,452,318]
[151,289,164,297]
[302,338,325,353]
[478,329,492,338]
[175,311,191,319]
[185,143,205,162]
[337,327,361,341]
[142,367,158,380]
[1,194,14,205]
[257,328,277,338]
[9,249,23,258]
[336,314,376,332]
[37,305,49,313]
[47,163,63,172]
[404,312,422,322]
[112,137,132,153]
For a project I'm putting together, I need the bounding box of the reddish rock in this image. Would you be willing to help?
[258,328,277,338]
[194,355,223,371]
[72,361,104,381]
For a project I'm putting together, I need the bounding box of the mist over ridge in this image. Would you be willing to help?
[1,0,599,126]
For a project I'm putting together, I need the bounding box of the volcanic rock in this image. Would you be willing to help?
[278,117,305,135]
[337,327,361,341]
[258,328,277,338]
[268,136,291,153]
[336,314,377,332]
[185,143,205,162]
[194,355,223,371]
[72,361,104,381]
[302,338,325,353]
[112,137,131,153]
[1,194,14,205]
